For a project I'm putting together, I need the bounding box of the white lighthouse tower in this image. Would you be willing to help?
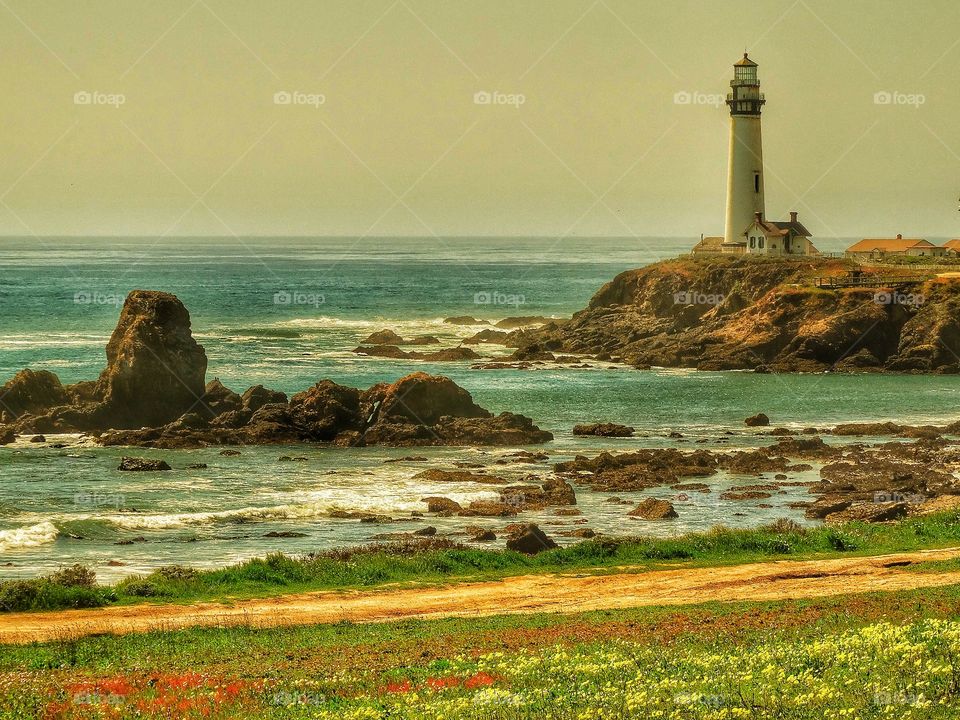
[723,53,766,246]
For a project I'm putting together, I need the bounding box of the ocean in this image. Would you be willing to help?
[1,236,958,579]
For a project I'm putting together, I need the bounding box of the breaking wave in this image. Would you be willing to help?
[0,521,59,552]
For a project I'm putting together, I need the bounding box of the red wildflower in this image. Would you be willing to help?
[426,676,461,691]
[464,672,496,689]
[384,680,413,693]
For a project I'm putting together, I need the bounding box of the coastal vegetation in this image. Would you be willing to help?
[4,581,960,718]
[4,510,960,613]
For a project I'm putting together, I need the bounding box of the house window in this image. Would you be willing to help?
[750,237,756,249]
[759,237,765,249]
[754,173,760,193]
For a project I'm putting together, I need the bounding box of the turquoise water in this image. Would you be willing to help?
[1,237,957,580]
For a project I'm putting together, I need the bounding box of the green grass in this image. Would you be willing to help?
[2,584,958,673]
[4,511,960,613]
[4,585,960,718]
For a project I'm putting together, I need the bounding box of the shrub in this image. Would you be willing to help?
[0,580,40,612]
[50,564,97,588]
[120,580,162,597]
[154,565,199,582]
[764,518,807,535]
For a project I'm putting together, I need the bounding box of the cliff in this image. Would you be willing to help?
[512,256,960,373]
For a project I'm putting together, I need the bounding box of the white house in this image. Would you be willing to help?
[743,211,818,256]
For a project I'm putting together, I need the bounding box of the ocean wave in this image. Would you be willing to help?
[272,316,449,331]
[0,336,106,350]
[100,486,498,530]
[0,521,59,552]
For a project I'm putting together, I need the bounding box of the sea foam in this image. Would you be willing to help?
[0,521,59,552]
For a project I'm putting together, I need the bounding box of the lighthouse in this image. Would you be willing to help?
[723,53,766,245]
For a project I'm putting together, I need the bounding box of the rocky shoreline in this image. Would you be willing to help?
[0,291,552,449]
[499,256,960,373]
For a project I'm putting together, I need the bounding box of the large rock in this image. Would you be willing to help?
[499,478,576,510]
[118,456,171,471]
[288,380,363,441]
[825,501,908,524]
[94,291,208,428]
[198,379,242,419]
[505,523,558,554]
[0,369,69,418]
[241,385,288,413]
[744,413,770,427]
[573,422,635,437]
[421,496,463,513]
[370,372,489,426]
[628,497,679,520]
[362,329,406,345]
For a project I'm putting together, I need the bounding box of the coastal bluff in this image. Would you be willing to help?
[0,291,552,448]
[508,256,960,373]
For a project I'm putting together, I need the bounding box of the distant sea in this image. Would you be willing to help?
[1,236,957,579]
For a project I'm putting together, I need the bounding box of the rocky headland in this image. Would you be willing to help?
[504,256,960,373]
[0,291,552,449]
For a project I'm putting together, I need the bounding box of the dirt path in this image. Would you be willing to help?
[4,548,960,645]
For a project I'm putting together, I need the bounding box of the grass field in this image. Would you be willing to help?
[2,583,960,718]
[5,511,960,613]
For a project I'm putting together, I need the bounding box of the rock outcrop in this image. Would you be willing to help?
[628,498,678,519]
[508,256,960,373]
[573,422,635,437]
[99,371,552,448]
[94,291,208,427]
[5,291,208,432]
[0,370,70,418]
[0,294,552,449]
[118,457,171,472]
[361,329,440,346]
[505,523,558,554]
[745,413,770,427]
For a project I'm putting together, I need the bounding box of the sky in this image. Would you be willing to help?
[0,0,958,239]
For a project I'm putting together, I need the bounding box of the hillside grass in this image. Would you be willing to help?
[4,511,960,613]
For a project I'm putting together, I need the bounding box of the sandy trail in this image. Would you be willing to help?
[4,548,960,645]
